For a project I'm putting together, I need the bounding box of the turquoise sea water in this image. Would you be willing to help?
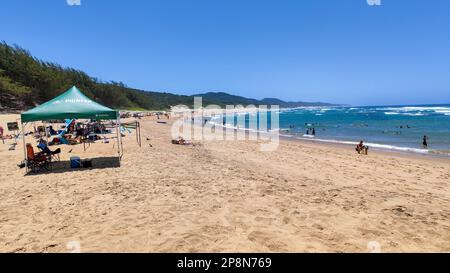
[212,104,450,156]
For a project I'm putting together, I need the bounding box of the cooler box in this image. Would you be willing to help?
[70,156,81,168]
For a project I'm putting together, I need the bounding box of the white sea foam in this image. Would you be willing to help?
[404,112,426,116]
[378,106,450,111]
[384,111,427,116]
[378,106,450,115]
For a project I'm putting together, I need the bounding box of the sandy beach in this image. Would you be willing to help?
[0,114,449,253]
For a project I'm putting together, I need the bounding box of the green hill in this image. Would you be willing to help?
[0,42,337,112]
[193,92,261,106]
[197,93,338,108]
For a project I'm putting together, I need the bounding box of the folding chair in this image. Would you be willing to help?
[26,143,52,173]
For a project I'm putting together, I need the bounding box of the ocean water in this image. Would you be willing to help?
[211,104,450,156]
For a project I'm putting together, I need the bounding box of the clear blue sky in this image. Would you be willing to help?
[1,0,449,106]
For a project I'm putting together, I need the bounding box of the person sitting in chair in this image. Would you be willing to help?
[356,141,369,155]
[37,139,61,156]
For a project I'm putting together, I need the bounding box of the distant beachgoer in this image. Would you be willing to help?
[312,128,316,136]
[172,137,193,146]
[422,135,428,148]
[0,126,4,144]
[356,141,369,155]
[306,129,309,135]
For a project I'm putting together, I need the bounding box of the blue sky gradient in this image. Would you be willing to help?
[1,0,449,105]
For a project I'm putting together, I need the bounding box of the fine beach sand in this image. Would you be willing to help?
[0,114,449,253]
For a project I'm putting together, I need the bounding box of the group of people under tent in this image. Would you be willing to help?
[38,119,112,146]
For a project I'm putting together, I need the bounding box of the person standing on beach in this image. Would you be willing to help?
[422,135,428,148]
[312,128,316,136]
[0,126,4,144]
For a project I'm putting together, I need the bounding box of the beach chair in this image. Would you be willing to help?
[37,142,61,162]
[26,143,52,173]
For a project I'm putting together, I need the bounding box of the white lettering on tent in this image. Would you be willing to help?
[64,99,92,103]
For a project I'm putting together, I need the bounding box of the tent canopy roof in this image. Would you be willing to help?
[21,86,118,123]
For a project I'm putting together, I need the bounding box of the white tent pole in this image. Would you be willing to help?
[115,118,120,158]
[44,121,49,144]
[118,115,123,158]
[136,121,138,145]
[22,122,28,174]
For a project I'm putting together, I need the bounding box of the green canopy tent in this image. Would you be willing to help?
[21,86,117,122]
[20,86,123,171]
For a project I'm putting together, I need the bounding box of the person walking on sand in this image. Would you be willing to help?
[422,135,428,148]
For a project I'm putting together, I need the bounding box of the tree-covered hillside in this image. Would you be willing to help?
[0,42,209,112]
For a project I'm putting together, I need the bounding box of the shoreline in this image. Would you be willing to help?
[206,122,450,161]
[281,135,450,161]
[280,134,450,163]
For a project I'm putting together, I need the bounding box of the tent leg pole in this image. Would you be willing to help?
[118,118,123,158]
[22,122,28,175]
[116,119,120,159]
[44,121,49,143]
